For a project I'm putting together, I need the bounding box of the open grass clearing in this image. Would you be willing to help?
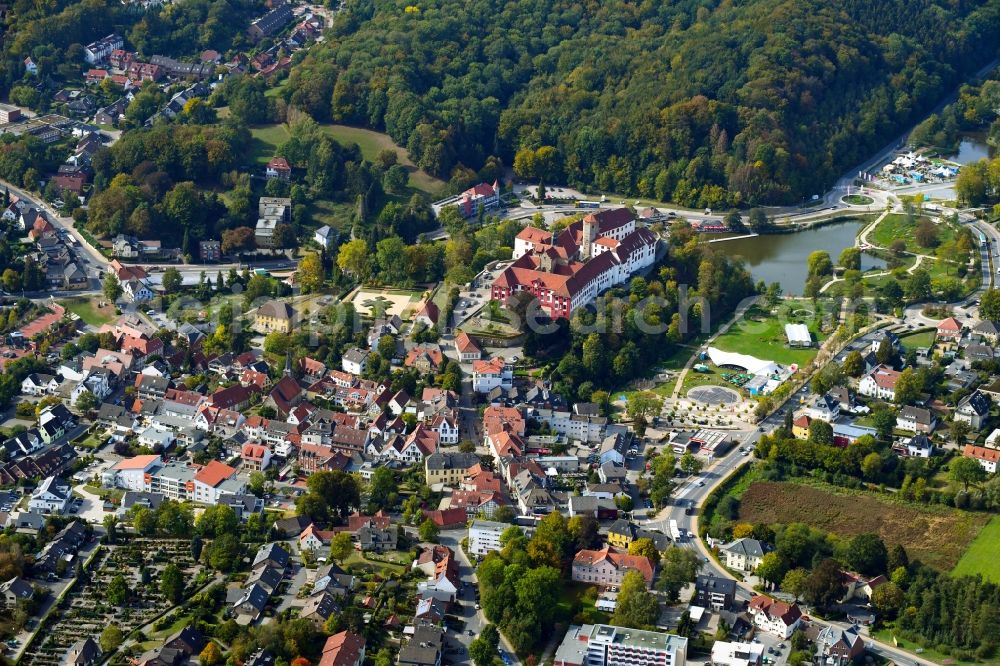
[248,122,446,195]
[737,481,990,572]
[899,329,936,349]
[350,287,425,319]
[711,302,824,366]
[952,515,1000,582]
[870,213,960,255]
[59,296,115,327]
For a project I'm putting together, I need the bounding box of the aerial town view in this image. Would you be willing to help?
[0,2,999,666]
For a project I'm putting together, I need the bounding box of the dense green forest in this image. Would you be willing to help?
[284,0,1000,206]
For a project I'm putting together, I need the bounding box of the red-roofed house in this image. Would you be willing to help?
[936,317,963,342]
[192,460,242,504]
[413,301,439,329]
[571,546,655,587]
[451,181,500,218]
[858,364,901,400]
[963,444,1000,473]
[422,507,468,529]
[208,384,254,411]
[472,357,512,393]
[241,443,272,471]
[266,156,292,181]
[454,331,482,362]
[405,345,444,373]
[748,595,803,638]
[482,406,526,437]
[318,631,365,666]
[299,523,336,552]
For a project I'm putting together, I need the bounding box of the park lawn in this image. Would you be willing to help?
[711,303,823,366]
[952,515,1000,582]
[680,362,742,395]
[737,481,990,571]
[60,297,114,326]
[870,213,959,255]
[899,329,936,349]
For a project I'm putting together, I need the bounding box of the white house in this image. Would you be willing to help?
[748,595,803,639]
[122,278,154,303]
[21,373,61,396]
[963,445,999,474]
[341,348,369,376]
[858,365,900,400]
[71,370,113,406]
[806,394,840,422]
[722,538,769,572]
[468,519,507,557]
[29,476,71,514]
[314,225,337,250]
[471,357,512,393]
[896,406,936,434]
[955,391,991,431]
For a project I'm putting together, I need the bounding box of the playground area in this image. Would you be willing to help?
[350,287,425,319]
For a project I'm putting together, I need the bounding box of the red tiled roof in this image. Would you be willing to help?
[573,546,655,584]
[964,444,1000,463]
[749,595,803,625]
[319,631,365,666]
[194,460,236,487]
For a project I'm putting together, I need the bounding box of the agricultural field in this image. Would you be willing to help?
[737,481,990,571]
[712,302,826,366]
[952,515,1000,582]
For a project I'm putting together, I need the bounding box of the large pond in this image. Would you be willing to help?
[946,133,995,165]
[711,220,884,295]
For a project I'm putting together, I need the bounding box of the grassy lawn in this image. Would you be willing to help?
[899,329,936,350]
[870,628,994,666]
[60,296,114,327]
[249,122,446,196]
[343,550,407,574]
[711,302,824,366]
[738,481,990,571]
[871,213,959,254]
[74,432,105,449]
[555,582,611,625]
[249,124,292,164]
[681,362,743,395]
[952,515,1000,582]
[843,194,874,205]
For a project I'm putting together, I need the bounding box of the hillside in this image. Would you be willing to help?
[284,0,1000,206]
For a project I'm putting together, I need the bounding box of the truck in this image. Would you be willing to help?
[669,519,681,541]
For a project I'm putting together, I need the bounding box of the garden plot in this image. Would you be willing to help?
[21,540,204,666]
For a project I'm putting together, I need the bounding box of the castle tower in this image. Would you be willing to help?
[581,214,598,260]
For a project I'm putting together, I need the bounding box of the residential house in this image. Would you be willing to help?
[265,157,291,181]
[814,626,865,666]
[397,626,443,666]
[936,317,963,342]
[454,331,482,362]
[254,301,296,334]
[571,546,655,588]
[412,301,439,329]
[896,406,936,434]
[405,346,444,373]
[424,452,480,487]
[298,523,335,552]
[722,538,770,572]
[472,357,512,393]
[0,576,34,606]
[694,574,738,611]
[341,348,369,375]
[807,394,840,422]
[963,444,1000,474]
[972,320,1000,345]
[29,476,71,514]
[747,595,802,639]
[21,373,61,396]
[314,225,338,250]
[199,240,222,262]
[345,511,396,552]
[606,520,669,552]
[955,391,991,431]
[242,444,272,472]
[858,365,901,400]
